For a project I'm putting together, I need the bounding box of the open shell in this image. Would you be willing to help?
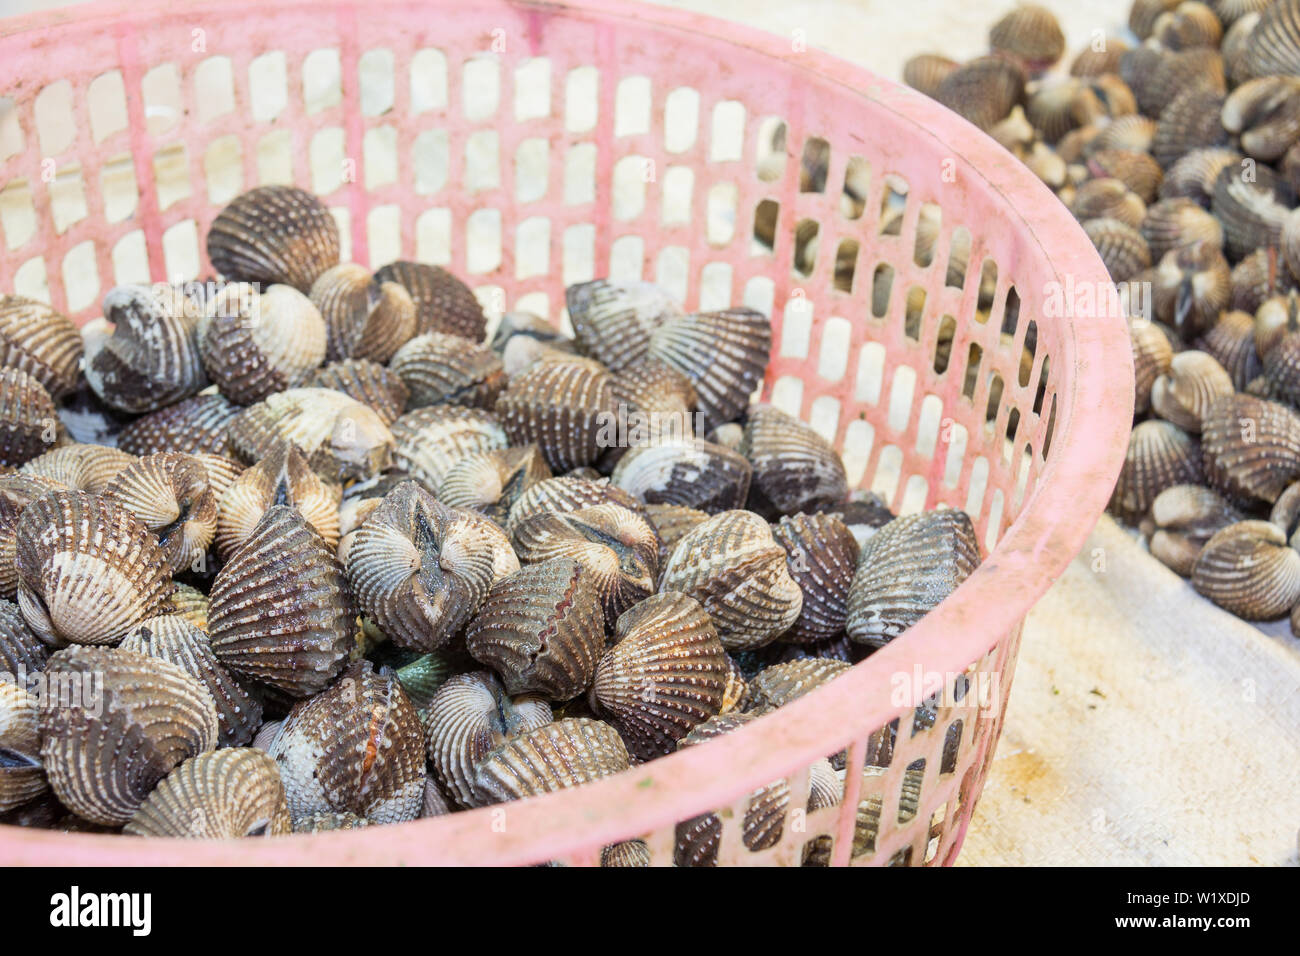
[437,445,552,526]
[1150,350,1235,432]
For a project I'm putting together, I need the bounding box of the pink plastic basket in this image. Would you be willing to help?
[0,0,1132,865]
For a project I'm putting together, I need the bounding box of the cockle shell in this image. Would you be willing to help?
[1159,147,1242,207]
[1196,310,1262,390]
[1151,350,1235,432]
[1241,0,1300,79]
[1082,218,1153,282]
[989,3,1065,71]
[934,56,1026,132]
[661,509,802,651]
[0,368,56,468]
[424,670,551,809]
[84,285,206,414]
[1142,199,1225,261]
[208,505,354,697]
[310,359,409,426]
[0,598,47,674]
[119,614,263,748]
[228,387,394,482]
[647,309,773,431]
[389,332,505,409]
[311,263,418,364]
[1111,419,1204,521]
[117,392,241,458]
[1132,320,1175,415]
[1087,149,1164,204]
[466,558,606,700]
[1070,177,1147,227]
[0,476,65,601]
[1222,76,1300,163]
[293,811,370,832]
[1213,0,1267,28]
[102,453,219,574]
[346,482,518,651]
[14,490,173,647]
[1212,163,1295,262]
[1149,483,1243,575]
[167,583,209,633]
[720,653,750,714]
[902,53,957,97]
[1153,2,1224,50]
[1230,247,1297,314]
[123,748,290,838]
[1191,520,1300,619]
[373,260,487,341]
[771,512,859,643]
[1201,393,1300,505]
[565,279,683,372]
[269,660,426,825]
[747,657,851,711]
[0,296,83,400]
[740,405,849,517]
[611,437,752,514]
[201,283,327,405]
[1153,241,1232,340]
[601,840,651,867]
[590,591,727,760]
[38,645,218,825]
[643,502,709,566]
[1129,47,1226,120]
[192,452,245,505]
[216,440,340,559]
[845,510,981,647]
[1254,291,1300,358]
[0,679,45,812]
[505,475,641,532]
[207,185,340,294]
[1071,38,1129,77]
[472,717,630,804]
[494,359,617,472]
[438,445,552,526]
[390,404,508,491]
[1087,114,1157,157]
[21,444,134,493]
[392,652,454,712]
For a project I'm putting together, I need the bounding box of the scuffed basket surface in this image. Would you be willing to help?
[0,0,1131,865]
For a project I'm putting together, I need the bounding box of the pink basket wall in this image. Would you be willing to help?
[0,0,1132,865]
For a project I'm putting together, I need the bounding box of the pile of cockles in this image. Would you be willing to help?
[0,183,981,864]
[906,0,1300,634]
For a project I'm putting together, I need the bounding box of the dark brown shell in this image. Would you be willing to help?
[494,360,617,472]
[0,474,66,599]
[0,295,83,400]
[389,332,506,409]
[747,657,851,711]
[390,404,508,490]
[1223,76,1300,163]
[472,717,630,804]
[740,404,849,517]
[1201,393,1300,505]
[374,260,487,341]
[565,279,683,372]
[1141,199,1224,261]
[1159,147,1242,207]
[505,475,642,532]
[1211,163,1295,262]
[1196,310,1263,390]
[0,598,47,674]
[310,359,409,426]
[934,56,1026,132]
[1130,0,1181,39]
[1070,39,1129,77]
[116,392,241,457]
[1230,247,1297,314]
[1111,419,1204,521]
[989,3,1065,71]
[611,437,752,514]
[437,445,552,526]
[0,369,56,468]
[1191,520,1300,619]
[201,283,327,405]
[311,263,418,364]
[1083,217,1153,283]
[902,53,957,97]
[123,748,290,838]
[1152,1,1224,49]
[1070,177,1147,228]
[207,185,340,294]
[1127,47,1225,119]
[647,309,773,431]
[644,502,710,566]
[771,512,859,643]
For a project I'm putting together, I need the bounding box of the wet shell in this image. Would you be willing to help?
[102,453,219,574]
[589,591,727,761]
[1191,520,1300,619]
[437,445,552,526]
[1201,393,1300,505]
[747,657,851,711]
[346,482,518,652]
[14,490,173,647]
[505,475,641,532]
[740,405,849,517]
[0,369,56,468]
[1070,178,1147,228]
[269,660,426,825]
[661,509,802,652]
[771,513,859,644]
[84,285,206,414]
[902,53,957,97]
[208,505,354,697]
[20,444,134,493]
[465,559,606,700]
[373,261,487,341]
[201,283,327,405]
[393,652,454,712]
[228,387,394,482]
[216,440,340,559]
[207,185,340,294]
[1087,150,1164,203]
[494,360,617,472]
[611,437,752,514]
[1152,241,1232,338]
[647,309,773,431]
[1151,351,1235,432]
[390,333,505,409]
[311,263,418,364]
[934,56,1026,131]
[719,653,750,714]
[1196,310,1262,390]
[1132,320,1175,415]
[1082,218,1152,282]
[424,670,551,809]
[0,598,47,674]
[1222,77,1300,163]
[845,510,981,648]
[193,453,245,505]
[1141,199,1225,261]
[0,296,83,400]
[1111,419,1204,521]
[602,359,700,466]
[123,748,290,838]
[390,404,508,491]
[1159,148,1242,207]
[1149,483,1242,575]
[644,502,709,566]
[565,279,683,372]
[119,614,263,748]
[167,583,209,632]
[472,717,630,804]
[116,392,241,458]
[310,359,409,426]
[0,679,45,812]
[1212,163,1295,262]
[1242,0,1300,79]
[38,645,218,825]
[0,475,69,600]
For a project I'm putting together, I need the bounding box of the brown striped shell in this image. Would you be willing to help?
[216,440,340,559]
[1153,241,1232,339]
[1215,0,1270,27]
[1191,520,1300,619]
[311,263,418,364]
[207,185,340,294]
[1153,2,1224,49]
[1111,419,1204,521]
[1231,247,1297,314]
[1149,483,1243,575]
[309,359,409,426]
[465,558,606,700]
[38,645,218,825]
[208,505,354,697]
[1242,0,1300,79]
[644,502,709,567]
[123,748,290,838]
[373,260,487,341]
[293,811,370,832]
[201,283,327,405]
[0,476,64,601]
[1087,115,1157,157]
[647,309,773,431]
[902,53,958,98]
[167,583,209,633]
[590,591,727,761]
[565,279,684,372]
[719,653,750,714]
[771,512,859,643]
[102,453,219,574]
[1082,218,1153,282]
[117,393,238,458]
[1222,76,1300,163]
[611,436,752,514]
[0,598,47,674]
[21,444,134,493]
[1212,163,1295,262]
[988,3,1065,71]
[1202,393,1300,505]
[1196,310,1262,390]
[0,679,45,812]
[119,614,263,748]
[1132,320,1175,415]
[845,510,981,648]
[661,509,803,651]
[1087,150,1164,203]
[601,840,652,867]
[934,56,1026,132]
[505,475,642,532]
[1131,0,1180,39]
[424,670,552,809]
[0,295,83,400]
[390,404,508,490]
[1151,351,1235,433]
[1141,199,1225,261]
[0,369,56,468]
[1159,148,1242,207]
[437,445,552,526]
[269,660,426,825]
[740,405,849,517]
[472,717,630,804]
[747,657,851,711]
[1070,178,1147,228]
[1070,39,1129,77]
[389,332,506,409]
[193,452,245,505]
[1129,47,1226,120]
[494,359,617,472]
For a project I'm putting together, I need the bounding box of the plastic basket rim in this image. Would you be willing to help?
[0,0,1134,865]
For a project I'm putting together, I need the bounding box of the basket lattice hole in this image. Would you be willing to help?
[194,57,235,125]
[834,238,858,292]
[13,256,48,301]
[871,445,903,507]
[1000,284,1021,340]
[86,72,127,143]
[984,371,1003,434]
[985,489,1006,549]
[897,759,925,824]
[162,219,199,282]
[50,163,88,234]
[964,456,989,519]
[368,204,401,268]
[770,374,803,415]
[563,222,595,285]
[612,155,648,221]
[1033,355,1051,415]
[303,48,343,115]
[854,340,885,405]
[793,218,817,277]
[945,225,971,289]
[901,474,928,513]
[515,217,550,281]
[614,75,651,137]
[415,207,450,265]
[410,129,448,196]
[841,154,870,220]
[257,129,292,186]
[816,316,850,381]
[933,314,956,374]
[113,230,148,286]
[800,136,829,193]
[975,258,998,318]
[1019,320,1038,390]
[464,129,499,193]
[1042,393,1058,459]
[663,86,699,154]
[105,152,142,223]
[941,720,963,774]
[810,395,841,444]
[1013,443,1034,509]
[706,182,737,246]
[142,63,183,136]
[915,394,943,457]
[248,52,288,123]
[888,365,916,433]
[0,96,23,160]
[62,240,98,312]
[841,418,873,487]
[466,208,503,275]
[154,144,190,212]
[914,202,940,268]
[871,262,893,318]
[699,261,732,310]
[359,48,396,118]
[514,58,552,122]
[515,138,549,203]
[410,48,448,114]
[709,99,745,163]
[661,166,693,226]
[743,274,775,317]
[563,142,595,205]
[903,286,925,341]
[609,234,641,281]
[878,174,908,236]
[34,80,74,158]
[942,421,968,488]
[753,116,785,182]
[0,178,36,250]
[565,66,598,133]
[924,802,947,863]
[655,245,689,302]
[752,198,778,255]
[463,56,501,122]
[1005,406,1021,453]
[311,127,345,195]
[515,290,549,321]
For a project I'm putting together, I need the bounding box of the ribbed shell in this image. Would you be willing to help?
[390,332,505,409]
[1201,394,1300,505]
[902,52,957,97]
[38,645,218,825]
[424,670,551,809]
[1111,419,1204,521]
[611,437,752,514]
[661,509,803,651]
[466,559,605,700]
[346,482,518,651]
[310,359,409,426]
[1154,2,1224,49]
[119,614,263,748]
[0,368,56,468]
[216,440,340,559]
[193,453,245,505]
[116,392,240,458]
[747,657,852,710]
[719,653,750,714]
[647,309,772,431]
[201,283,327,405]
[934,56,1026,131]
[494,360,617,472]
[1196,311,1262,391]
[740,405,849,517]
[1082,218,1153,282]
[988,3,1065,70]
[505,475,642,532]
[565,279,683,371]
[206,185,340,293]
[393,652,454,711]
[293,811,370,832]
[269,661,426,825]
[0,475,66,601]
[1242,0,1300,79]
[472,717,630,804]
[1142,199,1225,262]
[1154,241,1232,340]
[14,490,173,646]
[102,453,219,574]
[21,444,134,493]
[123,748,290,838]
[1222,77,1300,164]
[311,263,418,364]
[0,295,83,400]
[0,598,47,674]
[0,679,45,812]
[590,591,727,761]
[1132,320,1174,415]
[1087,150,1164,203]
[1071,38,1129,77]
[1159,148,1241,207]
[1212,164,1294,262]
[1070,178,1147,228]
[845,510,981,648]
[437,445,552,526]
[1132,47,1226,119]
[208,505,354,697]
[390,404,508,490]
[1191,520,1300,619]
[643,502,710,567]
[373,260,487,340]
[167,583,209,632]
[771,512,859,643]
[1150,483,1242,576]
[601,840,652,867]
[1151,350,1235,433]
[1131,0,1180,39]
[1088,115,1157,157]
